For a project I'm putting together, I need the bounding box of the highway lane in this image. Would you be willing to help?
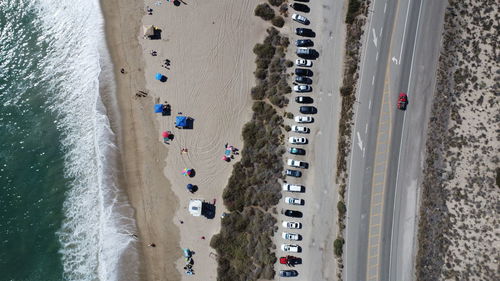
[383,1,447,281]
[345,0,447,281]
[344,0,398,280]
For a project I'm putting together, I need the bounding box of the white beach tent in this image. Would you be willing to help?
[142,25,155,38]
[188,199,203,217]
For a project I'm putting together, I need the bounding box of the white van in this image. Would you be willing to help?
[282,184,304,192]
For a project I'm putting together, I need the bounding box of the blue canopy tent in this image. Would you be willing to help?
[154,104,163,113]
[176,116,188,128]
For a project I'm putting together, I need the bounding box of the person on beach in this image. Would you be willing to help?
[120,68,125,74]
[148,243,156,247]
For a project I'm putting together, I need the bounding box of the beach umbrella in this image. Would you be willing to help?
[175,116,188,127]
[186,184,194,191]
[221,156,228,161]
[154,104,163,113]
[143,25,155,37]
[182,168,192,176]
[155,73,163,81]
[162,131,170,138]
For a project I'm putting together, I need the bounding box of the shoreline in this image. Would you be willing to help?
[100,0,181,280]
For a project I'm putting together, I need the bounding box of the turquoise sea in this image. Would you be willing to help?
[0,1,139,280]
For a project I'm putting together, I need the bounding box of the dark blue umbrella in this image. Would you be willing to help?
[186,184,194,191]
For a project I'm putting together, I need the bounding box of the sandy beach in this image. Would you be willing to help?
[102,0,265,280]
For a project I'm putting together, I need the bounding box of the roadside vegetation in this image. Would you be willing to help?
[416,1,499,280]
[212,3,292,281]
[334,0,369,279]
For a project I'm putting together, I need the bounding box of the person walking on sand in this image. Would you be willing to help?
[148,243,156,247]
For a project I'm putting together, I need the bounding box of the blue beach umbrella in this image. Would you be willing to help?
[155,73,163,81]
[186,184,193,191]
[154,104,163,113]
[176,116,188,128]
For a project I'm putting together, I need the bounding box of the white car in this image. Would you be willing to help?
[282,232,300,241]
[294,116,314,123]
[293,85,312,92]
[288,136,307,144]
[287,159,305,168]
[291,13,309,25]
[282,184,304,192]
[295,59,313,67]
[282,221,302,229]
[281,244,300,253]
[291,125,309,134]
[284,197,304,205]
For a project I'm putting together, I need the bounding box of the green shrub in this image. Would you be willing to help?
[251,84,266,100]
[345,0,361,24]
[271,16,285,28]
[334,238,345,257]
[285,112,294,119]
[337,201,347,215]
[255,68,267,80]
[255,3,275,20]
[269,0,284,7]
[340,85,353,96]
[284,125,291,131]
[285,60,294,67]
[253,43,276,59]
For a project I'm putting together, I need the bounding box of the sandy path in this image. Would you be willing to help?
[139,0,265,280]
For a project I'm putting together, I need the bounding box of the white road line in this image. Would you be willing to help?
[372,28,378,47]
[384,2,387,13]
[365,124,369,134]
[357,132,363,150]
[388,1,423,281]
[380,26,384,36]
[369,99,372,109]
[372,75,375,85]
[376,52,379,61]
[398,0,412,62]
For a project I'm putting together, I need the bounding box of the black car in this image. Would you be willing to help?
[295,39,314,47]
[294,0,309,2]
[299,106,317,114]
[295,28,315,37]
[280,270,299,277]
[295,96,314,104]
[295,76,312,84]
[283,209,303,218]
[295,68,313,77]
[285,169,302,177]
[290,3,310,12]
[288,147,306,155]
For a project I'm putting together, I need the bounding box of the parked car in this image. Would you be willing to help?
[295,39,313,47]
[283,209,303,218]
[287,159,305,168]
[284,197,304,205]
[291,125,310,134]
[295,28,315,37]
[295,76,312,84]
[398,92,408,110]
[295,68,313,76]
[291,13,309,25]
[281,244,301,253]
[293,84,312,92]
[294,116,313,123]
[295,59,313,67]
[289,3,310,13]
[282,221,302,229]
[288,136,307,144]
[282,232,300,240]
[295,96,313,104]
[288,147,306,155]
[299,106,317,114]
[279,270,299,277]
[285,169,302,178]
[282,183,304,192]
[296,47,314,57]
[280,255,302,266]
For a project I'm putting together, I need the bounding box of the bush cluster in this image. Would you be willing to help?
[252,27,291,108]
[346,0,362,24]
[213,23,292,281]
[254,3,275,21]
[211,208,277,281]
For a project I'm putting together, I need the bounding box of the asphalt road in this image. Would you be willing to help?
[275,1,346,280]
[344,0,447,281]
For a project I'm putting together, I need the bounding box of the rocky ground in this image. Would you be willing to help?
[416,1,499,280]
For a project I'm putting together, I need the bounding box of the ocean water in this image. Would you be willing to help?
[0,1,139,281]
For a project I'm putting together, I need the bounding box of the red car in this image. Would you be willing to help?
[397,92,408,110]
[279,255,301,266]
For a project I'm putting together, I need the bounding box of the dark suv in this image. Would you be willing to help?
[285,169,302,177]
[295,68,313,77]
[299,106,317,114]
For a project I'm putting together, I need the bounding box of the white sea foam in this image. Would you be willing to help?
[33,1,140,280]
